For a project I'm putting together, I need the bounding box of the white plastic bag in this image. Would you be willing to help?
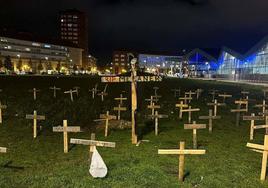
[89,147,108,178]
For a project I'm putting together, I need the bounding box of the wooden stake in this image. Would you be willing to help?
[199,109,221,133]
[176,101,188,119]
[184,121,206,149]
[0,101,7,124]
[243,113,264,140]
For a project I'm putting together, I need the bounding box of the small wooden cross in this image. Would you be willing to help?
[153,86,159,96]
[255,100,268,116]
[218,93,232,103]
[0,101,7,124]
[73,86,80,97]
[196,88,203,99]
[179,96,192,104]
[97,91,108,102]
[199,109,221,133]
[147,102,161,117]
[147,110,168,135]
[26,110,45,138]
[181,106,200,123]
[113,104,127,120]
[243,113,264,140]
[64,89,77,102]
[185,90,196,99]
[94,111,117,137]
[231,103,247,126]
[49,86,61,98]
[89,84,99,99]
[114,94,127,105]
[171,88,181,97]
[53,120,81,153]
[176,101,188,119]
[184,121,206,149]
[209,89,218,102]
[207,99,226,116]
[247,135,268,181]
[158,141,206,182]
[29,88,40,100]
[235,98,248,112]
[0,147,7,153]
[145,96,158,105]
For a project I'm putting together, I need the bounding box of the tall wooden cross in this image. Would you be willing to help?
[147,102,160,117]
[175,101,188,119]
[101,58,162,144]
[207,99,226,116]
[171,88,181,97]
[113,104,127,120]
[255,100,267,116]
[179,96,192,104]
[147,110,168,135]
[231,102,248,126]
[247,135,268,181]
[89,84,99,99]
[218,93,232,103]
[199,109,221,133]
[26,110,45,138]
[64,89,77,102]
[49,86,61,98]
[185,90,196,99]
[94,111,117,137]
[184,121,206,149]
[209,89,218,102]
[196,88,203,99]
[243,113,264,140]
[158,141,206,182]
[114,94,127,105]
[53,120,81,153]
[0,147,7,153]
[73,86,80,97]
[181,106,200,123]
[0,101,7,124]
[29,88,40,100]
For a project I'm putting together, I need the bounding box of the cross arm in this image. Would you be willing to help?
[70,138,116,148]
[158,149,206,155]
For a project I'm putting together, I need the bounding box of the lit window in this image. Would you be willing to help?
[73,15,78,19]
[68,23,72,27]
[61,19,65,22]
[44,44,51,48]
[115,58,119,61]
[121,55,125,57]
[32,42,41,47]
[25,48,31,51]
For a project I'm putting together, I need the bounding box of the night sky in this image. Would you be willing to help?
[1,0,268,63]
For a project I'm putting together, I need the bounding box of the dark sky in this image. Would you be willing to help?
[1,0,268,63]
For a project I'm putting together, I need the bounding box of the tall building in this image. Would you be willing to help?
[111,51,135,74]
[59,9,88,67]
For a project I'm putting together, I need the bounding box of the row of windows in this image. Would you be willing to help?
[114,54,125,58]
[61,36,78,41]
[61,15,79,19]
[61,23,78,27]
[61,32,78,36]
[61,28,78,32]
[114,58,126,62]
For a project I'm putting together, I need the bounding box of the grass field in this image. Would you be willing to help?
[0,75,268,188]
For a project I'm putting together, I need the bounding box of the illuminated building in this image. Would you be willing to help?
[112,51,135,74]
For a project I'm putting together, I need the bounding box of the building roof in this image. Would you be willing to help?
[184,48,218,62]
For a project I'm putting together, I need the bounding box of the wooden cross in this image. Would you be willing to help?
[89,84,99,99]
[247,135,268,181]
[113,104,127,120]
[196,89,203,99]
[218,93,232,103]
[29,88,40,100]
[101,58,162,144]
[235,99,248,112]
[185,90,196,99]
[243,113,264,140]
[26,110,45,138]
[171,88,181,97]
[94,111,117,137]
[0,147,7,153]
[147,102,160,117]
[158,141,206,182]
[179,96,192,104]
[114,94,127,105]
[209,89,218,102]
[0,101,7,124]
[255,100,268,116]
[53,120,81,153]
[70,135,115,167]
[199,109,221,133]
[97,91,108,102]
[231,102,247,126]
[145,96,158,105]
[207,99,226,116]
[49,86,61,98]
[175,101,188,119]
[147,110,168,135]
[241,91,249,99]
[153,86,159,96]
[181,106,200,123]
[64,89,77,102]
[184,121,206,149]
[73,86,80,97]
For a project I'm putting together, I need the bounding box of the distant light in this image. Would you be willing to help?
[17,54,21,58]
[45,57,48,60]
